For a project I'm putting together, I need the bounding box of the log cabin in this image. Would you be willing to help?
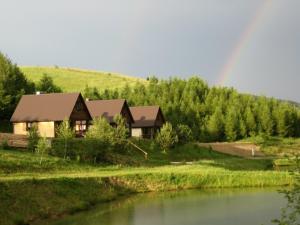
[129,106,165,139]
[85,99,134,135]
[10,93,92,137]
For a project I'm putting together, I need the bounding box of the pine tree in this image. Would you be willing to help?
[224,106,239,141]
[207,106,224,141]
[37,74,62,93]
[245,106,257,137]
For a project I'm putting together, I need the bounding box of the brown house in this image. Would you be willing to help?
[130,106,165,138]
[85,99,134,133]
[10,93,92,137]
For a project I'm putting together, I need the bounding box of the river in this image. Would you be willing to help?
[46,188,286,225]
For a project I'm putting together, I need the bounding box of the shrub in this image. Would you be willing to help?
[156,122,178,153]
[85,117,115,143]
[1,138,10,150]
[176,124,193,145]
[113,114,128,143]
[28,125,40,152]
[50,138,109,163]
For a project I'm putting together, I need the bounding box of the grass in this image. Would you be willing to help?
[0,144,295,225]
[241,136,300,157]
[20,66,148,92]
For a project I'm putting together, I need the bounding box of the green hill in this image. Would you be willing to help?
[20,66,147,93]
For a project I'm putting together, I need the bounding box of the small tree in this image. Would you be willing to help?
[176,124,193,145]
[35,137,50,165]
[156,122,178,153]
[85,117,114,143]
[56,119,75,159]
[113,114,128,144]
[37,74,62,93]
[28,125,40,152]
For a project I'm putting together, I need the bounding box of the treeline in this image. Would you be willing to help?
[83,77,300,142]
[0,53,62,121]
[1,52,300,142]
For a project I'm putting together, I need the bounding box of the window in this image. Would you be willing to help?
[75,121,87,134]
[26,122,33,131]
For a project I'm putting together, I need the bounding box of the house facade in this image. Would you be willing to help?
[85,99,134,134]
[10,93,92,137]
[130,106,165,139]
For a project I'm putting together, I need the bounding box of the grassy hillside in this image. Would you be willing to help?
[20,66,147,93]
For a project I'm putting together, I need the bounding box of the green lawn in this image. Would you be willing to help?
[20,66,147,92]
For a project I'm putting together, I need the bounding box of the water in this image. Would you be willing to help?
[47,189,286,225]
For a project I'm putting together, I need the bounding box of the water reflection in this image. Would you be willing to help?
[47,189,285,225]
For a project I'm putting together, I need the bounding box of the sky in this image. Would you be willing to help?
[0,0,299,101]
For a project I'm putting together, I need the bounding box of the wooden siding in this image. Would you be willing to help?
[13,122,55,138]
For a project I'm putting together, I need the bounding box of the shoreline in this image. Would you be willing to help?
[0,170,294,225]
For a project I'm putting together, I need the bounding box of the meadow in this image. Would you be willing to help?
[20,66,147,92]
[0,144,295,225]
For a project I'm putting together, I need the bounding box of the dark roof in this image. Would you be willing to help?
[86,99,133,123]
[10,93,86,122]
[130,106,165,128]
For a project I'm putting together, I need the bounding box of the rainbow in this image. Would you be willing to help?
[217,0,272,86]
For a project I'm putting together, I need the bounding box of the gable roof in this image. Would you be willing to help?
[86,99,133,123]
[130,106,165,128]
[10,93,88,122]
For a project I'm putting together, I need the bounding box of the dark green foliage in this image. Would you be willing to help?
[27,125,40,152]
[83,85,101,100]
[50,138,110,163]
[36,74,62,93]
[1,138,10,150]
[176,124,193,145]
[0,120,12,133]
[83,76,300,142]
[0,52,35,120]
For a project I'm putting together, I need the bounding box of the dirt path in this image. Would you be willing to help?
[198,142,265,158]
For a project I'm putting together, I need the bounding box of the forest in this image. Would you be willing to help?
[1,52,300,142]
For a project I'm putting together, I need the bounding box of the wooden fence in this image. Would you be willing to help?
[0,133,28,148]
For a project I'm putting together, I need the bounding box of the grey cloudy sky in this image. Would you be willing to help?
[0,0,299,101]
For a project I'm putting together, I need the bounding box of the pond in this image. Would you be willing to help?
[47,188,286,225]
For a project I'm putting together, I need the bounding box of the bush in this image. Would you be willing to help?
[28,125,40,152]
[156,122,178,153]
[176,124,193,145]
[51,138,110,163]
[1,138,10,150]
[85,117,115,143]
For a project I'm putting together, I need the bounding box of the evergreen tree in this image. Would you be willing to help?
[245,106,257,137]
[0,52,35,120]
[224,106,239,141]
[207,106,224,141]
[156,122,178,153]
[37,74,62,93]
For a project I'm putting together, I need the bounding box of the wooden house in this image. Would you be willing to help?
[85,99,134,134]
[130,106,165,139]
[10,93,92,137]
